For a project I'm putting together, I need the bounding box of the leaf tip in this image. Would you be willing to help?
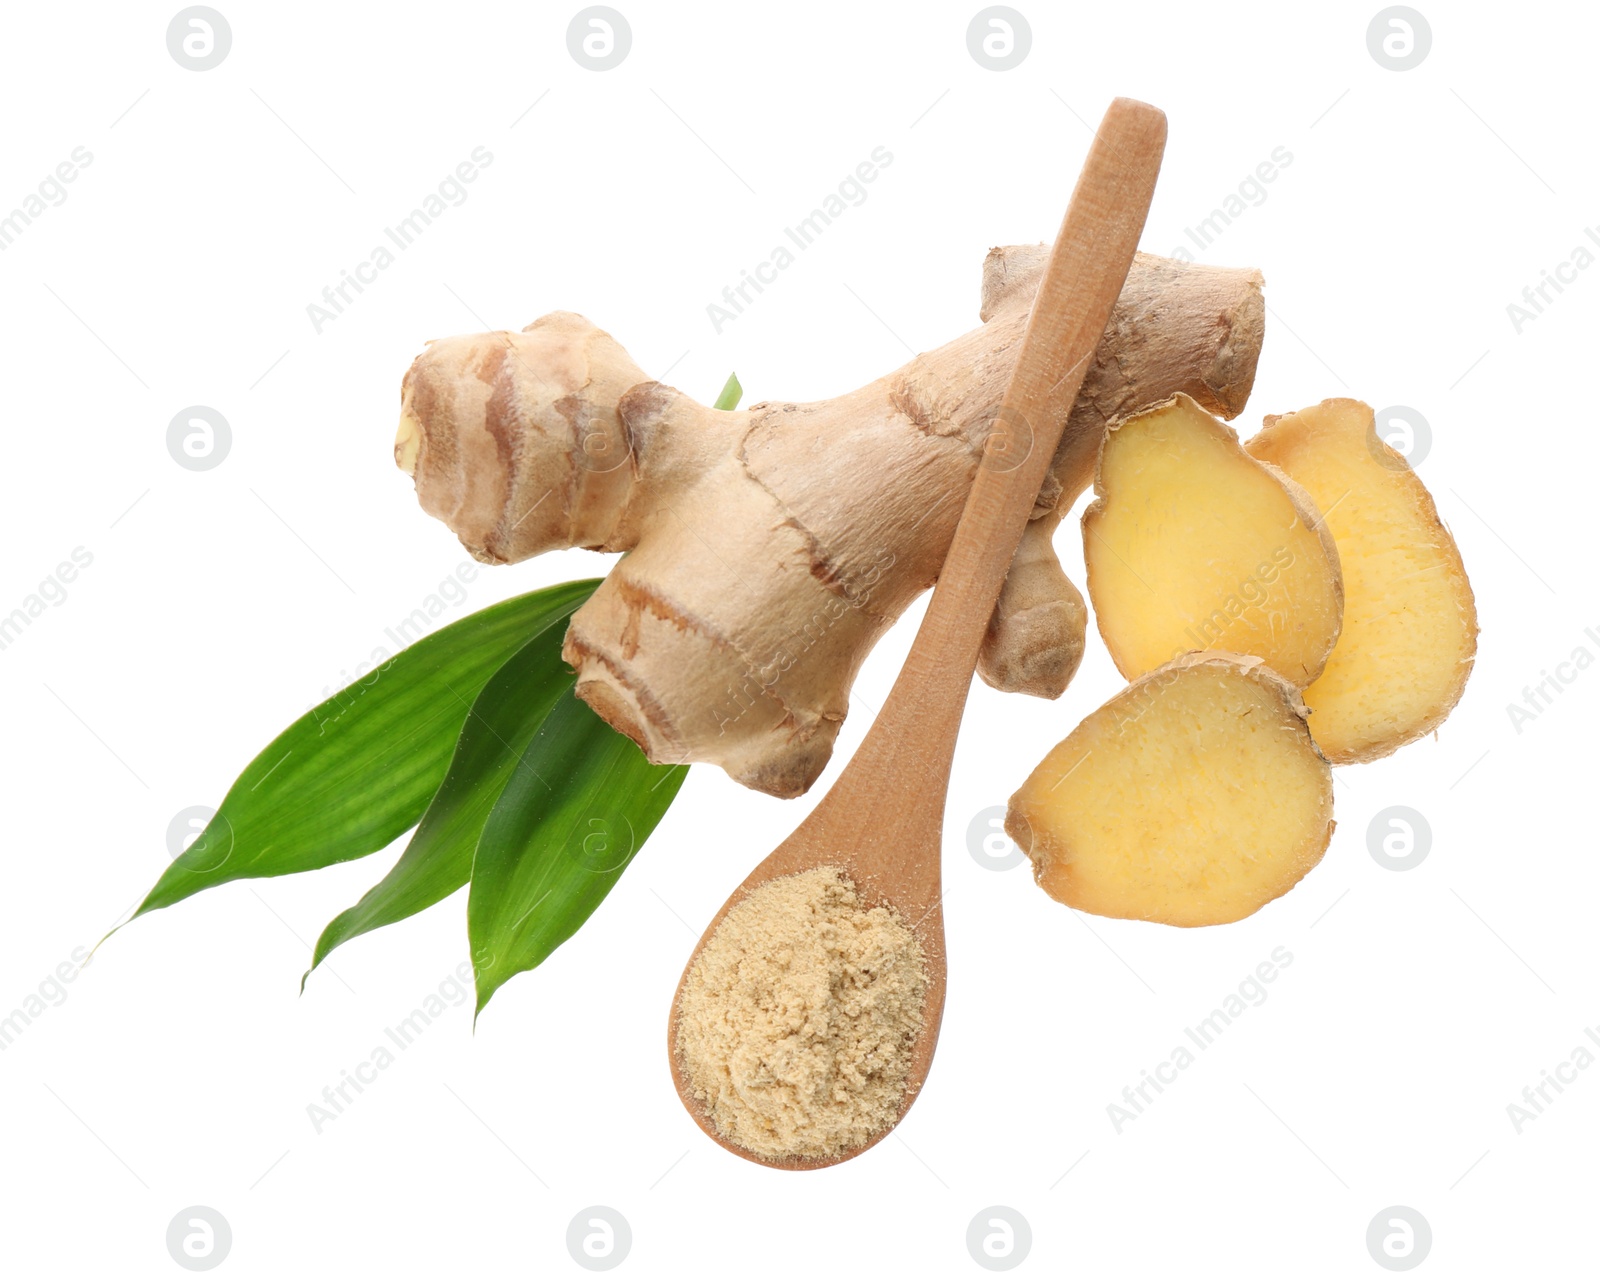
[86,927,118,964]
[713,371,743,411]
[472,976,496,1028]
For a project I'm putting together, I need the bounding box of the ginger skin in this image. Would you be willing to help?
[397,246,1266,797]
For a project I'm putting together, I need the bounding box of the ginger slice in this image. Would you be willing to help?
[1246,399,1477,763]
[1083,393,1343,686]
[1006,654,1333,927]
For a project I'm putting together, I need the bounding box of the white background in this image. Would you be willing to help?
[1,1,1593,1273]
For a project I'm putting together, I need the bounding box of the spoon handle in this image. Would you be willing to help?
[824,99,1167,836]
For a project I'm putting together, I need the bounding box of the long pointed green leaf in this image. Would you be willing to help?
[132,579,601,920]
[307,589,593,978]
[468,694,688,1015]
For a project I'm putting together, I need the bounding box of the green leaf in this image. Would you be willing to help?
[468,693,688,1015]
[132,579,600,921]
[306,596,590,980]
[713,371,742,410]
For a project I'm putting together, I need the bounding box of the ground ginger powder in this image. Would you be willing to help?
[675,867,928,1161]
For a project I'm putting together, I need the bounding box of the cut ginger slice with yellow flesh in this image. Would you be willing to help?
[1246,399,1478,763]
[1083,393,1344,687]
[1006,654,1334,927]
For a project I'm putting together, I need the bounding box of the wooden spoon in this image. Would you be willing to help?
[667,97,1169,1169]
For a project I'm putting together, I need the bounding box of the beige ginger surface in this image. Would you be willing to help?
[1246,398,1477,762]
[1083,393,1344,687]
[396,247,1266,796]
[674,868,926,1161]
[1007,654,1334,927]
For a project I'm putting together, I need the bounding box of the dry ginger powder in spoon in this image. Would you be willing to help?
[675,867,928,1161]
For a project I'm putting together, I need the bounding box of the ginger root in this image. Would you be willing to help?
[1007,653,1334,927]
[1246,399,1477,762]
[1083,393,1344,687]
[397,247,1265,796]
